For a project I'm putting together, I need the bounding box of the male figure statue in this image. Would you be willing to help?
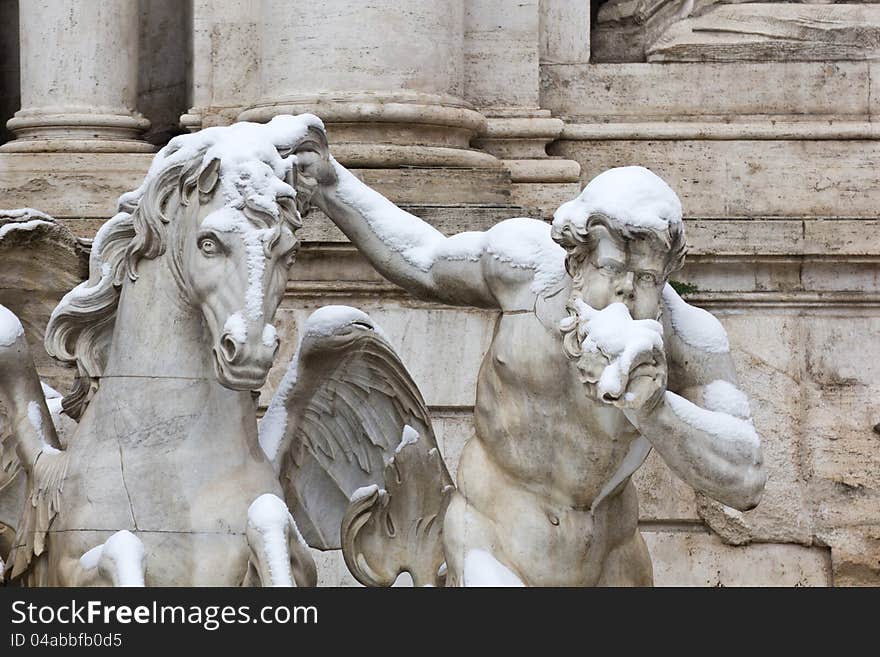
[301,150,766,586]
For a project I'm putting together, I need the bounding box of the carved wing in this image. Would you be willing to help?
[259,306,453,585]
[341,426,453,587]
[0,305,69,584]
[0,210,83,583]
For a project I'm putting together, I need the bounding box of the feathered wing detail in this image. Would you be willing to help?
[259,306,453,581]
[0,305,69,584]
[341,427,454,587]
[8,445,68,584]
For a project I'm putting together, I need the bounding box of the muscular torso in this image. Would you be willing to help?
[447,299,651,586]
[474,310,640,507]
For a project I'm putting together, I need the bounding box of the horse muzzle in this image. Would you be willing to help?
[213,329,280,390]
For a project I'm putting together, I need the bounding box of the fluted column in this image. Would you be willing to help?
[238,0,498,169]
[2,0,151,153]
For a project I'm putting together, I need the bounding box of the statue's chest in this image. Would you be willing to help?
[487,311,582,392]
[479,312,636,465]
[60,387,279,534]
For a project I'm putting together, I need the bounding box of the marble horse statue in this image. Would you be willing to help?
[0,115,451,586]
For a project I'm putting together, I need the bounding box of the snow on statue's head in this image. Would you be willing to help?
[551,166,686,283]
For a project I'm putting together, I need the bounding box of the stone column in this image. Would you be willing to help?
[2,0,151,153]
[465,0,581,216]
[238,0,497,169]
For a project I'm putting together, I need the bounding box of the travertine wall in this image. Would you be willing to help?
[0,0,877,586]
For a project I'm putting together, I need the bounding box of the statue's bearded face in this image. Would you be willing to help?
[572,225,667,321]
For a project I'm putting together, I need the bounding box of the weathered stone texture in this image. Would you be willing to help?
[645,532,831,587]
[648,4,880,63]
[551,139,880,219]
[541,62,870,121]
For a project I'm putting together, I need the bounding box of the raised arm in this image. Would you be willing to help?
[624,285,766,511]
[298,148,554,310]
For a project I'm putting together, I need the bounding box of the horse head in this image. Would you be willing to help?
[165,116,330,390]
[46,115,330,416]
[177,151,298,390]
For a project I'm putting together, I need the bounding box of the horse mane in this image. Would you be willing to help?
[45,145,209,420]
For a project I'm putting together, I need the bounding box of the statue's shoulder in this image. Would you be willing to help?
[661,284,738,387]
[482,218,568,306]
[660,284,730,355]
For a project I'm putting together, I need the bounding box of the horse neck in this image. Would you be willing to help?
[104,253,207,379]
[100,253,255,423]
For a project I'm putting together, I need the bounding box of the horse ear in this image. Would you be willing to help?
[198,157,221,195]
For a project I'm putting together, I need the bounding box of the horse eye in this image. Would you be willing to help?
[199,238,220,256]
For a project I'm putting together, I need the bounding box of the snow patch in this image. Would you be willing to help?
[302,305,387,341]
[333,162,568,295]
[27,400,59,455]
[259,344,299,461]
[262,323,278,348]
[666,391,759,448]
[80,530,145,587]
[0,304,23,347]
[395,425,419,454]
[553,166,682,236]
[483,218,567,294]
[0,218,53,240]
[463,549,525,587]
[703,380,751,420]
[260,306,390,461]
[0,208,55,242]
[0,207,54,221]
[333,161,444,272]
[662,284,729,353]
[201,208,274,321]
[351,484,381,504]
[247,494,295,586]
[79,544,103,571]
[571,300,664,401]
[40,381,65,428]
[119,114,324,219]
[223,311,247,343]
[40,382,62,399]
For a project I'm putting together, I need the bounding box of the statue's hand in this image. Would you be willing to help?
[294,146,337,189]
[290,142,336,217]
[613,347,667,415]
[573,349,609,390]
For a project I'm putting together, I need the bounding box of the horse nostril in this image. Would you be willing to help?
[220,334,240,363]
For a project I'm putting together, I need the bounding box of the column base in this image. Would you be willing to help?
[2,112,154,153]
[179,110,203,134]
[238,93,501,169]
[472,111,581,217]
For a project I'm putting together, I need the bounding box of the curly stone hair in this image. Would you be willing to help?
[551,211,687,283]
